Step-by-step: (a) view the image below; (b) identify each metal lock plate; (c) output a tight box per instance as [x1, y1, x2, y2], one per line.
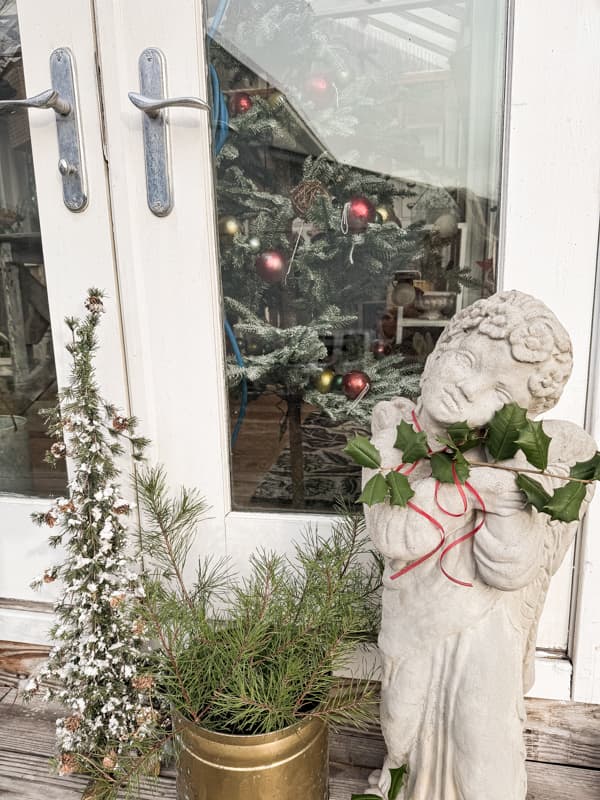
[50, 48, 87, 212]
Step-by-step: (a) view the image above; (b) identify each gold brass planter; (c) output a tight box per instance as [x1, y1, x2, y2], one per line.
[175, 715, 329, 800]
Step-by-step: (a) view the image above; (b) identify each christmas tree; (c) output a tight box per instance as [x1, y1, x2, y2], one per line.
[208, 0, 483, 507]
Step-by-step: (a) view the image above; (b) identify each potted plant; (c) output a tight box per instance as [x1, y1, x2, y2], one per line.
[88, 468, 382, 800]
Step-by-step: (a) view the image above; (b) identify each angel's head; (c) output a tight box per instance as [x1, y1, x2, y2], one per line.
[419, 290, 573, 427]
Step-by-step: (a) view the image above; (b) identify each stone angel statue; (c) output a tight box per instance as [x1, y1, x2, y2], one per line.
[363, 290, 596, 800]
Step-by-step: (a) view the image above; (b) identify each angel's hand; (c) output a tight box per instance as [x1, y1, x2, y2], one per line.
[467, 466, 527, 517]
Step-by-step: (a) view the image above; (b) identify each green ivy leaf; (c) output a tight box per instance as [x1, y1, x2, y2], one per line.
[385, 471, 415, 507]
[514, 419, 551, 470]
[516, 474, 551, 512]
[358, 474, 388, 506]
[542, 481, 587, 523]
[394, 419, 429, 463]
[487, 403, 528, 461]
[388, 766, 408, 800]
[344, 436, 382, 469]
[570, 452, 600, 481]
[351, 766, 408, 800]
[430, 451, 470, 484]
[446, 421, 482, 452]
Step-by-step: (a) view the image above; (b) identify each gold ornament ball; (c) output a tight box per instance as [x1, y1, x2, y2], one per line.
[376, 205, 391, 223]
[315, 368, 336, 394]
[433, 213, 459, 239]
[219, 216, 241, 236]
[268, 90, 286, 109]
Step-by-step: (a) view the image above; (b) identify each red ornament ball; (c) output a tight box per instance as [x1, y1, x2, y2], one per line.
[342, 370, 371, 400]
[305, 75, 335, 108]
[346, 196, 376, 233]
[255, 250, 287, 283]
[371, 340, 392, 359]
[230, 92, 253, 115]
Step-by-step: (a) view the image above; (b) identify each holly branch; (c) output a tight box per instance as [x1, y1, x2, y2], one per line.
[345, 403, 600, 524]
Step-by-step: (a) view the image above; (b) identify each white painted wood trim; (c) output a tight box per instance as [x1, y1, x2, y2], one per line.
[0, 1, 131, 616]
[572, 239, 600, 703]
[93, 0, 231, 575]
[499, 0, 600, 660]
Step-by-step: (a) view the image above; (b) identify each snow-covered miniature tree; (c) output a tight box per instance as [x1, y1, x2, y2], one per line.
[26, 290, 158, 780]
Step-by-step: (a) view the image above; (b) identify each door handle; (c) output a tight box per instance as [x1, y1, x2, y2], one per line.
[0, 88, 71, 116]
[129, 48, 210, 216]
[0, 49, 88, 212]
[128, 92, 209, 118]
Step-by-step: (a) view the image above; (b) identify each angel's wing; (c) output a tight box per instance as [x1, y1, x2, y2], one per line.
[518, 420, 596, 692]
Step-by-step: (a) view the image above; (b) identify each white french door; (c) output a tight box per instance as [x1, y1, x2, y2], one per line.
[3, 0, 600, 703]
[0, 0, 132, 641]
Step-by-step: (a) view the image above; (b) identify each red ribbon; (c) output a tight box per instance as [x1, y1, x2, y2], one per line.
[389, 412, 487, 587]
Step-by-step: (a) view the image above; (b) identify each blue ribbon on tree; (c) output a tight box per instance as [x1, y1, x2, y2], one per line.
[209, 0, 248, 447]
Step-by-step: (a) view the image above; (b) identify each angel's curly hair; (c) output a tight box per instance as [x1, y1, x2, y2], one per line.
[433, 290, 572, 415]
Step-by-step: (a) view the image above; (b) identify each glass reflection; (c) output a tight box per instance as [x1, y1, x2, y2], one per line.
[207, 0, 506, 512]
[0, 1, 67, 496]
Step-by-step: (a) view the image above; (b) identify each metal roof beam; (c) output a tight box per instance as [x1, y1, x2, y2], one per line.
[396, 9, 459, 36]
[313, 1, 464, 19]
[368, 16, 454, 56]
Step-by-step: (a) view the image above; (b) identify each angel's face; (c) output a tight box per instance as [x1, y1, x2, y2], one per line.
[419, 331, 534, 428]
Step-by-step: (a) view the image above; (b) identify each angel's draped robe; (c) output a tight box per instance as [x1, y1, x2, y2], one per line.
[364, 398, 595, 800]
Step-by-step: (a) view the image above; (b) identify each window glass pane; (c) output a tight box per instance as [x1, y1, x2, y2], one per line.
[208, 0, 506, 512]
[0, 1, 67, 497]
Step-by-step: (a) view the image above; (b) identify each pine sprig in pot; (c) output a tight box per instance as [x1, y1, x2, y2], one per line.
[84, 467, 382, 797]
[135, 465, 382, 736]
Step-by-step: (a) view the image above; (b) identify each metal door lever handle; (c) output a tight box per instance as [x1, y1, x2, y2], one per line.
[128, 92, 209, 117]
[0, 88, 71, 116]
[130, 47, 211, 216]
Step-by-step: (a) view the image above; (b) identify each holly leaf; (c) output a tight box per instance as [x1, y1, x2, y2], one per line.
[388, 766, 408, 800]
[516, 474, 551, 512]
[394, 420, 428, 463]
[570, 452, 600, 481]
[344, 436, 381, 469]
[351, 766, 408, 800]
[542, 481, 587, 523]
[514, 419, 551, 470]
[385, 471, 415, 507]
[446, 421, 481, 452]
[487, 403, 528, 461]
[358, 474, 388, 506]
[430, 451, 470, 484]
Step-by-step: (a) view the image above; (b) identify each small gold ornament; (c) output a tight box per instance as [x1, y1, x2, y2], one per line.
[218, 216, 241, 236]
[375, 205, 391, 223]
[315, 368, 336, 394]
[267, 90, 285, 109]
